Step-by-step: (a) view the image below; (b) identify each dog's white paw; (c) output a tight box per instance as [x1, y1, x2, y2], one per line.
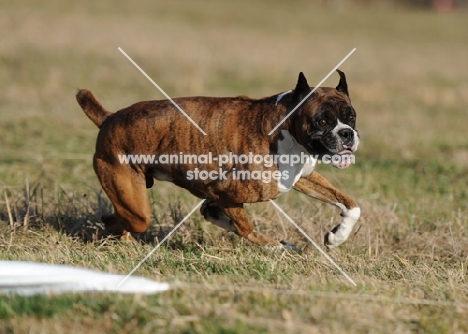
[324, 231, 342, 249]
[325, 206, 360, 249]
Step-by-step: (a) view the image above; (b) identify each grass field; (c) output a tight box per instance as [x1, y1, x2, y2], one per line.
[1, 0, 468, 332]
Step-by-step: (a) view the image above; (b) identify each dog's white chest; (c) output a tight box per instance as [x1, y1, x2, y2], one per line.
[276, 130, 316, 193]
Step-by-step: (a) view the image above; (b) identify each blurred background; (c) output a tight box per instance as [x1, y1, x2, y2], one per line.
[1, 2, 468, 331]
[0, 0, 467, 235]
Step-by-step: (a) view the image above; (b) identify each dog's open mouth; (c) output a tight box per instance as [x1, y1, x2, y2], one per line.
[332, 149, 354, 169]
[337, 149, 353, 155]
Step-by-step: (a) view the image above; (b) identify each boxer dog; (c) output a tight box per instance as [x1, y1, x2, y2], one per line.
[76, 70, 360, 250]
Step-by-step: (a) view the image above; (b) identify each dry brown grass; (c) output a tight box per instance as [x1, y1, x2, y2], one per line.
[1, 0, 468, 332]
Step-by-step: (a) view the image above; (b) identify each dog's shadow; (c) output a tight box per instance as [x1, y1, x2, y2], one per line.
[1, 185, 204, 248]
[69, 198, 205, 248]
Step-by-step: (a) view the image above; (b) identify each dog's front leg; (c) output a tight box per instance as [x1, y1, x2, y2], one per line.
[293, 171, 360, 249]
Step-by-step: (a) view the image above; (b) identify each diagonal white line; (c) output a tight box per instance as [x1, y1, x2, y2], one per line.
[117, 199, 206, 287]
[118, 47, 207, 136]
[268, 48, 356, 136]
[268, 199, 357, 287]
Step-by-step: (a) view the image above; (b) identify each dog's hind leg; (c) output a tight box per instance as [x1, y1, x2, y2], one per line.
[201, 201, 297, 251]
[94, 158, 151, 240]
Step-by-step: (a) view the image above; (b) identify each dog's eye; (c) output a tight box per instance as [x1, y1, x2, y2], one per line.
[349, 115, 356, 122]
[317, 119, 327, 127]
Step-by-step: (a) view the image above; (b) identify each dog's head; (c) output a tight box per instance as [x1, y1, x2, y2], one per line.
[290, 70, 359, 168]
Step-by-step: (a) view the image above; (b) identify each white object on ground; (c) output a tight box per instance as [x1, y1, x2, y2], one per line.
[0, 261, 170, 296]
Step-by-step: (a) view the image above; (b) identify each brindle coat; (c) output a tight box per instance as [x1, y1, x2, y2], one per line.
[76, 71, 360, 250]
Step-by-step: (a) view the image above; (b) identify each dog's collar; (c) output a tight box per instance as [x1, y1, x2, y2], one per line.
[275, 90, 292, 106]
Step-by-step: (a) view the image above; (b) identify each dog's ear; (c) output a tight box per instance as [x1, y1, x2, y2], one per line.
[336, 69, 349, 97]
[292, 72, 311, 104]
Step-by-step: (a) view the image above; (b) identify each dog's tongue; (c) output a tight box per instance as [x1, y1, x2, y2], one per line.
[332, 150, 353, 169]
[333, 159, 352, 169]
[337, 149, 353, 155]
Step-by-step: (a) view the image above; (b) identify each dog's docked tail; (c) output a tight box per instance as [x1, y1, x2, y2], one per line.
[76, 89, 112, 128]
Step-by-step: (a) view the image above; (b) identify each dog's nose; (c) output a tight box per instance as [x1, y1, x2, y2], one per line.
[338, 128, 354, 146]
